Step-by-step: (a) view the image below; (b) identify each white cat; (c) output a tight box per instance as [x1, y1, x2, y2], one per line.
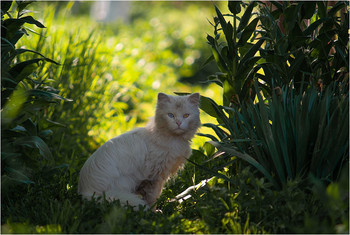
[78, 92, 201, 210]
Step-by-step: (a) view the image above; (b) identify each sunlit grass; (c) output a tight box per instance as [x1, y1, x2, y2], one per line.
[19, 2, 223, 152]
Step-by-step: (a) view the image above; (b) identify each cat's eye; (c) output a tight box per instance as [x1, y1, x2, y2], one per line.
[183, 113, 190, 118]
[167, 113, 175, 118]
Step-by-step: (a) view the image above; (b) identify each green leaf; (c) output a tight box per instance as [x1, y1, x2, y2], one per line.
[254, 81, 286, 184]
[13, 136, 53, 161]
[303, 17, 330, 36]
[1, 1, 13, 14]
[15, 48, 60, 65]
[28, 89, 73, 102]
[211, 46, 229, 73]
[327, 2, 346, 17]
[1, 152, 22, 160]
[22, 118, 37, 136]
[288, 53, 305, 80]
[301, 2, 316, 19]
[3, 167, 35, 184]
[237, 1, 257, 33]
[197, 133, 219, 142]
[201, 54, 214, 69]
[212, 142, 279, 189]
[215, 5, 227, 31]
[199, 95, 222, 121]
[202, 123, 228, 140]
[316, 2, 327, 18]
[44, 119, 67, 128]
[16, 15, 45, 28]
[206, 34, 216, 47]
[239, 38, 265, 66]
[1, 37, 15, 50]
[16, 1, 35, 16]
[186, 153, 234, 183]
[237, 17, 259, 47]
[2, 86, 28, 125]
[9, 58, 41, 83]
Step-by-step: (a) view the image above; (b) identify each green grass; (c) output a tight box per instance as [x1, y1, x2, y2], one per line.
[2, 155, 348, 233]
[2, 1, 349, 234]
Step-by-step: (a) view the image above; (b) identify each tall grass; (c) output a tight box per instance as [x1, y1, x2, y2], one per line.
[17, 2, 221, 168]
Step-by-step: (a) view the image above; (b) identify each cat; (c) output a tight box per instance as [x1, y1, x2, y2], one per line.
[78, 92, 201, 210]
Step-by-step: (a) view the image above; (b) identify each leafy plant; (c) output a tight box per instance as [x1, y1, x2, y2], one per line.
[199, 82, 348, 189]
[257, 1, 349, 92]
[205, 1, 348, 107]
[200, 0, 349, 188]
[206, 1, 264, 106]
[1, 1, 69, 191]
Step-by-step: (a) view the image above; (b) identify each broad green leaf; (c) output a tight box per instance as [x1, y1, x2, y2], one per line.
[13, 136, 53, 161]
[3, 167, 35, 184]
[199, 95, 222, 121]
[22, 118, 37, 136]
[12, 15, 45, 28]
[9, 58, 41, 83]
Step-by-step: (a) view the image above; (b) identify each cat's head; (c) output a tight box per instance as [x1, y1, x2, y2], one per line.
[154, 93, 201, 139]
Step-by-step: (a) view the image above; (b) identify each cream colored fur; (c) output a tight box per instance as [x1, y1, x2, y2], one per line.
[78, 93, 201, 209]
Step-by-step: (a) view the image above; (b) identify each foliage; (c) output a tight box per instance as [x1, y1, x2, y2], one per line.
[2, 153, 348, 233]
[258, 1, 349, 92]
[206, 1, 264, 106]
[200, 0, 349, 188]
[2, 1, 348, 234]
[1, 1, 69, 193]
[205, 1, 349, 106]
[199, 83, 349, 189]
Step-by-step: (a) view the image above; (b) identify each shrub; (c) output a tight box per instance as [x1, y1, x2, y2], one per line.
[205, 1, 264, 106]
[258, 1, 349, 92]
[199, 0, 349, 188]
[1, 0, 69, 193]
[199, 83, 348, 189]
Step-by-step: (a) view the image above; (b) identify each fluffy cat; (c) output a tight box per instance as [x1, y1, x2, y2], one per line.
[78, 92, 201, 210]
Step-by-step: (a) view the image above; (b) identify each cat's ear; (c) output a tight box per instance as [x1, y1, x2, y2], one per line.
[158, 93, 171, 103]
[188, 93, 200, 106]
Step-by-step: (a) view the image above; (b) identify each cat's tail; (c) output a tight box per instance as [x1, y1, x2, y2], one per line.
[80, 190, 149, 210]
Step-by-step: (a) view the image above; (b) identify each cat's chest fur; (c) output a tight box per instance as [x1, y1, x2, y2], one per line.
[139, 128, 192, 180]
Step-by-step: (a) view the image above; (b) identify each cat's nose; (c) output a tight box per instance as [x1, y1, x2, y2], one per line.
[176, 120, 182, 126]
